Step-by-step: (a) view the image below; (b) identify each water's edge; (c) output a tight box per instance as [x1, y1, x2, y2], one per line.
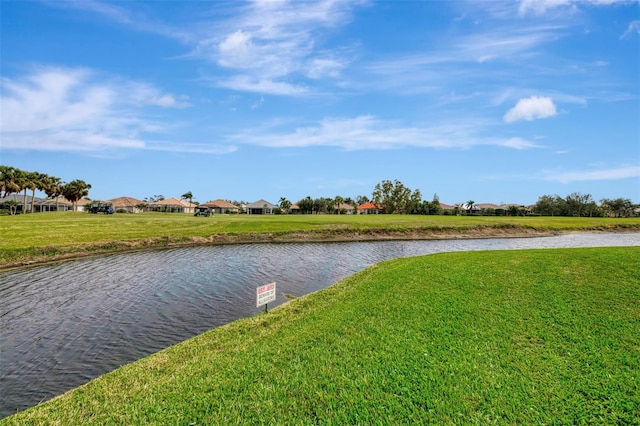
[1, 233, 639, 418]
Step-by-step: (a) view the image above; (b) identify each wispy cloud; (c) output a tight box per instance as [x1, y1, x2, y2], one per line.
[621, 20, 640, 39]
[42, 0, 192, 42]
[517, 0, 632, 16]
[229, 115, 542, 151]
[214, 76, 309, 96]
[191, 0, 364, 95]
[145, 142, 237, 155]
[504, 96, 557, 122]
[358, 19, 567, 100]
[544, 166, 640, 183]
[0, 67, 207, 153]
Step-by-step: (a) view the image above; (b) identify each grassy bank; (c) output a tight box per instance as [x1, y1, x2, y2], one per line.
[4, 247, 639, 424]
[1, 212, 639, 268]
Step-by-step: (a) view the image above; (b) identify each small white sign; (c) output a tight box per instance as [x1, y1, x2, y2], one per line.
[256, 282, 276, 307]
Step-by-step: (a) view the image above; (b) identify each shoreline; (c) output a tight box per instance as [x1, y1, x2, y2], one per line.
[2, 226, 630, 271]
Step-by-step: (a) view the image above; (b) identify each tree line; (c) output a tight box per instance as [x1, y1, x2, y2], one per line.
[1, 166, 637, 217]
[280, 180, 638, 217]
[532, 193, 637, 218]
[0, 166, 91, 214]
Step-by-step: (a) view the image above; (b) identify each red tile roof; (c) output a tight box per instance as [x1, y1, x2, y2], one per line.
[357, 202, 383, 210]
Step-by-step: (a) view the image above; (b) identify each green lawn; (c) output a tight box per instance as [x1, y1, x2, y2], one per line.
[4, 247, 639, 424]
[1, 212, 638, 267]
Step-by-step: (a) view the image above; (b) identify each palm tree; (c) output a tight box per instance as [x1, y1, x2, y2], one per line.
[466, 200, 475, 216]
[279, 197, 291, 214]
[29, 172, 47, 213]
[15, 169, 30, 213]
[334, 195, 344, 214]
[43, 175, 63, 211]
[145, 194, 164, 203]
[0, 165, 22, 198]
[181, 191, 194, 206]
[62, 179, 92, 211]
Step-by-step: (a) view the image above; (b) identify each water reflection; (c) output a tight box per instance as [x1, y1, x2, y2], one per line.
[1, 233, 639, 418]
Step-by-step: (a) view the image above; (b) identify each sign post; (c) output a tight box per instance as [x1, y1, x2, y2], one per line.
[256, 282, 276, 313]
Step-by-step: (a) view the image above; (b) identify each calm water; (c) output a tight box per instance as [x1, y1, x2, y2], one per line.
[1, 233, 639, 418]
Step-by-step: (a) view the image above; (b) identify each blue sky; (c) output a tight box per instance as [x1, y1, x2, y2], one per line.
[1, 0, 639, 206]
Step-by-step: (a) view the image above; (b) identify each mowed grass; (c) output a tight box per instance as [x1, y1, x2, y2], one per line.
[1, 212, 639, 266]
[4, 247, 639, 424]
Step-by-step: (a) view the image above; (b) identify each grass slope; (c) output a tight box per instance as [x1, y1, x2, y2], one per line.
[4, 247, 639, 424]
[1, 212, 639, 268]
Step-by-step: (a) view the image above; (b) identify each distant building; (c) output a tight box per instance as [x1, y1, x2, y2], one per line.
[197, 199, 240, 214]
[148, 197, 196, 214]
[245, 199, 278, 215]
[108, 197, 145, 213]
[357, 202, 384, 215]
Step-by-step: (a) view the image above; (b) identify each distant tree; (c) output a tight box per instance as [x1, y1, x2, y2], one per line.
[29, 172, 47, 213]
[601, 198, 634, 217]
[0, 166, 22, 198]
[372, 179, 411, 214]
[145, 195, 165, 202]
[334, 195, 344, 214]
[42, 175, 63, 212]
[355, 195, 370, 207]
[406, 189, 422, 214]
[533, 195, 558, 216]
[427, 193, 442, 215]
[565, 192, 592, 217]
[313, 197, 332, 214]
[298, 196, 314, 214]
[62, 180, 92, 211]
[181, 191, 194, 206]
[279, 197, 292, 214]
[4, 199, 20, 215]
[466, 200, 475, 216]
[19, 170, 32, 213]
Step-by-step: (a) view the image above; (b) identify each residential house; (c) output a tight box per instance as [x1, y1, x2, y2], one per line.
[289, 203, 301, 214]
[197, 199, 240, 214]
[357, 202, 384, 215]
[0, 194, 79, 212]
[438, 202, 456, 212]
[334, 202, 356, 214]
[148, 197, 196, 214]
[108, 197, 145, 213]
[40, 197, 74, 212]
[246, 199, 278, 215]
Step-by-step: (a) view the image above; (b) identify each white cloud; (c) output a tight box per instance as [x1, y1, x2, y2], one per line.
[191, 0, 361, 95]
[544, 166, 640, 183]
[217, 30, 257, 69]
[0, 67, 197, 152]
[500, 137, 542, 149]
[518, 0, 633, 16]
[127, 83, 191, 108]
[504, 96, 557, 122]
[145, 142, 238, 155]
[307, 57, 345, 79]
[518, 0, 571, 16]
[216, 76, 308, 96]
[230, 115, 542, 151]
[621, 20, 640, 39]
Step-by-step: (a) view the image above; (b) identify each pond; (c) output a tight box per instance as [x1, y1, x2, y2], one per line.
[1, 233, 639, 418]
